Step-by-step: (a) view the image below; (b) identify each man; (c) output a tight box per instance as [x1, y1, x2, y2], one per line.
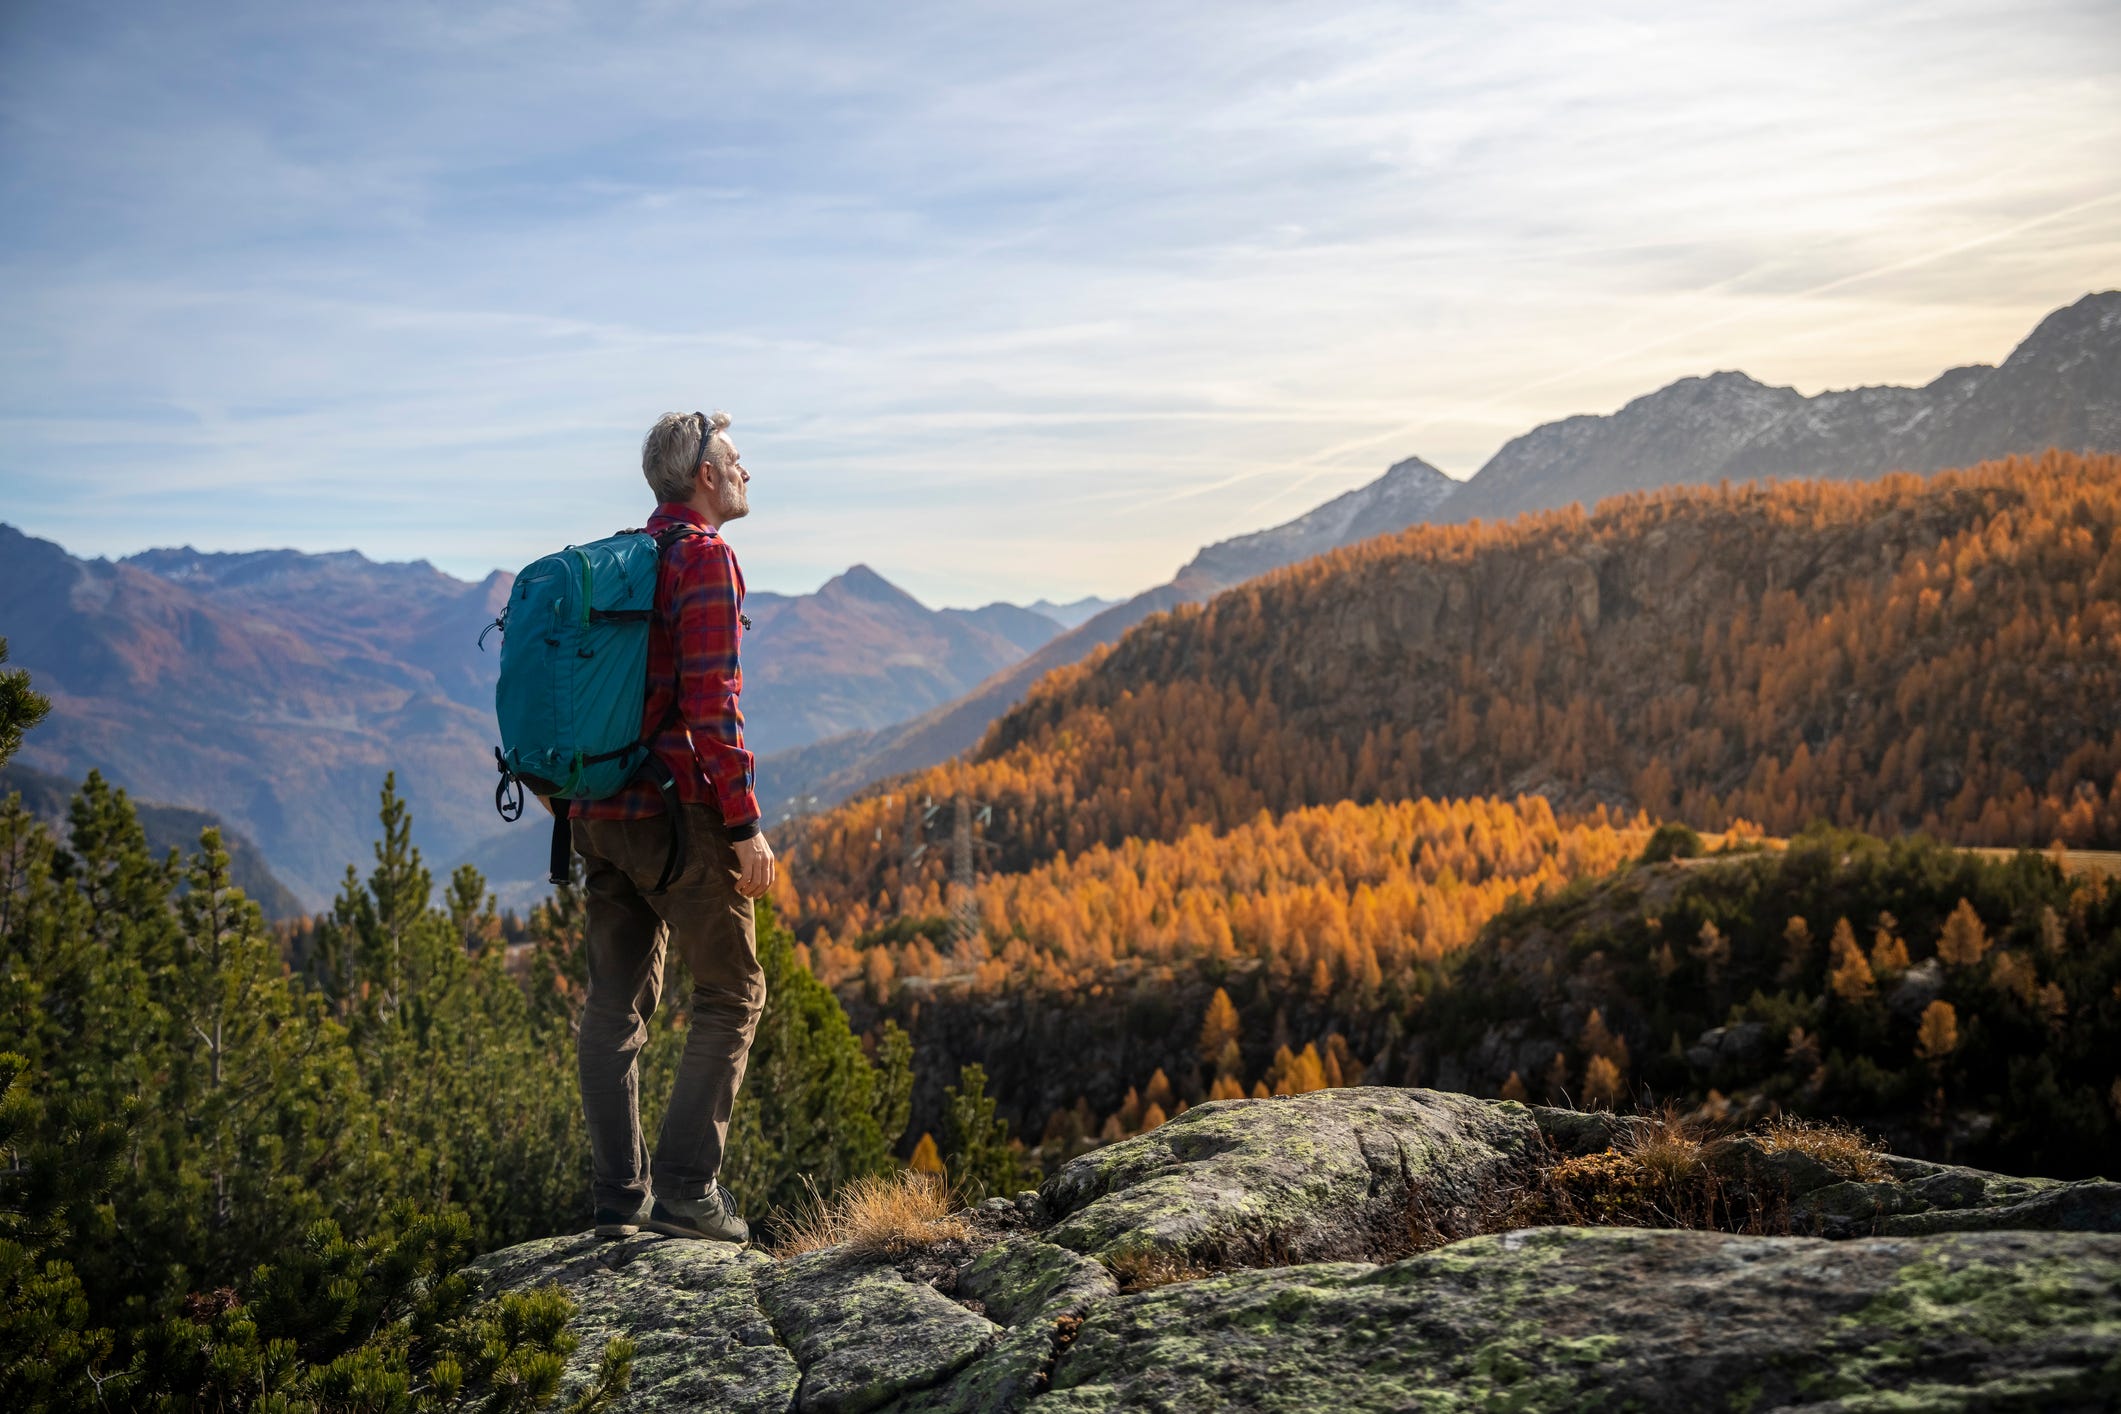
[568, 409, 777, 1243]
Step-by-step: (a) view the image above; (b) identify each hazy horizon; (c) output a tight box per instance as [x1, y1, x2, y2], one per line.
[4, 1, 2117, 605]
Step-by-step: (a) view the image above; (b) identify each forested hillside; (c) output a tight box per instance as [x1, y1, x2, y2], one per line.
[1421, 828, 2121, 1178]
[785, 450, 2121, 933]
[800, 793, 1643, 1152]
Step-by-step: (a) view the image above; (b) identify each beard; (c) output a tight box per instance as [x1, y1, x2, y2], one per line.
[717, 474, 750, 521]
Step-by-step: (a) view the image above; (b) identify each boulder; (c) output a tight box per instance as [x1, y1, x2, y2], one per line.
[1039, 1227, 2121, 1412]
[1038, 1087, 1541, 1263]
[1683, 1020, 1769, 1072]
[1887, 956, 1946, 1019]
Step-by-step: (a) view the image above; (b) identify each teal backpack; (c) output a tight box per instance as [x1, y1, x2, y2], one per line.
[485, 526, 699, 891]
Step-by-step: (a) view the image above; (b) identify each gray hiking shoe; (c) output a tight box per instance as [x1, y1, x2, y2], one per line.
[646, 1183, 750, 1243]
[595, 1198, 650, 1238]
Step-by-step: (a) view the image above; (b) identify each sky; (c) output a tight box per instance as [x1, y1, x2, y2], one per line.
[1, 1, 2117, 607]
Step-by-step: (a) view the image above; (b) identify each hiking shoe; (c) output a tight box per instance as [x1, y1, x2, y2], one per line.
[646, 1183, 750, 1243]
[595, 1199, 649, 1238]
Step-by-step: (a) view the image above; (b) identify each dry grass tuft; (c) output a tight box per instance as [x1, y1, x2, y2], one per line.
[1102, 1248, 1215, 1293]
[774, 1171, 972, 1258]
[1619, 1105, 1712, 1185]
[1754, 1116, 1888, 1182]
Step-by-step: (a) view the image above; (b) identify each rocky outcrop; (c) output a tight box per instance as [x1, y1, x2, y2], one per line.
[473, 1089, 2121, 1412]
[1039, 1087, 1538, 1264]
[468, 1236, 795, 1413]
[1042, 1227, 2121, 1412]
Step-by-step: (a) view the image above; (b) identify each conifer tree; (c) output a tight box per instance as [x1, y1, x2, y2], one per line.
[941, 1064, 1036, 1200]
[1582, 1055, 1624, 1107]
[1691, 921, 1730, 986]
[1936, 899, 1992, 968]
[1827, 918, 1876, 1001]
[1869, 916, 1911, 976]
[0, 640, 47, 772]
[1915, 1000, 1960, 1067]
[1198, 988, 1241, 1072]
[1778, 916, 1814, 986]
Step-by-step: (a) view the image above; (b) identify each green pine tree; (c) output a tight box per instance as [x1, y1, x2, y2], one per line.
[0, 639, 48, 771]
[941, 1063, 1038, 1201]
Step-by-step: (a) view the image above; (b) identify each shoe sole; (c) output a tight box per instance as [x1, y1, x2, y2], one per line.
[644, 1216, 747, 1243]
[594, 1222, 639, 1238]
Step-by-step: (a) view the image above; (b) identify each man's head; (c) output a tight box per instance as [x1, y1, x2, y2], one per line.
[643, 410, 750, 525]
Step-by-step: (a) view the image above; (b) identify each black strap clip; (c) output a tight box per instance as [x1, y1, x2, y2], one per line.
[493, 748, 525, 822]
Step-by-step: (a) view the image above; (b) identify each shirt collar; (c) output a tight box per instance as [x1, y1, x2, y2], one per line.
[648, 502, 718, 535]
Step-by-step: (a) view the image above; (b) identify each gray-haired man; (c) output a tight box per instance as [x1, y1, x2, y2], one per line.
[566, 410, 777, 1242]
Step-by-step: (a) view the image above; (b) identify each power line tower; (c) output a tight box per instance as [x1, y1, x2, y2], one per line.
[948, 795, 995, 948]
[896, 793, 994, 953]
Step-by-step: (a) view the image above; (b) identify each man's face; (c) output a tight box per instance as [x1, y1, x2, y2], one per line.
[704, 437, 750, 521]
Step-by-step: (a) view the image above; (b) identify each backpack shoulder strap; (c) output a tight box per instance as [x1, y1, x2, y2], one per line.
[652, 523, 710, 551]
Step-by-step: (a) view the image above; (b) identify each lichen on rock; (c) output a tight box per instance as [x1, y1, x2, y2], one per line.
[467, 1231, 795, 1414]
[1037, 1227, 2121, 1413]
[1038, 1087, 1541, 1264]
[756, 1249, 1002, 1414]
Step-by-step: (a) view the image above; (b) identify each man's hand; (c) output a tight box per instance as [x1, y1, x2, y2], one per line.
[733, 833, 776, 899]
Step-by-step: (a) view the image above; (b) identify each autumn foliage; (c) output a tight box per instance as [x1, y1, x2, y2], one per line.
[785, 451, 2121, 930]
[797, 794, 1647, 1010]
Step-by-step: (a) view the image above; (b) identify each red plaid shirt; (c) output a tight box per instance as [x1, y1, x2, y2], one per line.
[570, 504, 760, 837]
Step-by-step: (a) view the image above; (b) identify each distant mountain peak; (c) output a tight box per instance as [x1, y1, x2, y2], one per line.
[1024, 595, 1119, 630]
[2005, 289, 2121, 369]
[1378, 454, 1453, 486]
[1174, 451, 1461, 590]
[821, 563, 927, 612]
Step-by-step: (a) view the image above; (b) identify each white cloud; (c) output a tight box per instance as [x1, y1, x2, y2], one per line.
[0, 0, 2116, 604]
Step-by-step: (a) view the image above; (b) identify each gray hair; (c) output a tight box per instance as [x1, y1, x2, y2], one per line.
[642, 410, 732, 503]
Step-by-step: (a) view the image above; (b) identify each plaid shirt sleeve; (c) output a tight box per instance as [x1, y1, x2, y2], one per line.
[669, 534, 761, 834]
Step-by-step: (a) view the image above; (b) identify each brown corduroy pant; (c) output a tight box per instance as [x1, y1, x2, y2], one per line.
[573, 803, 764, 1213]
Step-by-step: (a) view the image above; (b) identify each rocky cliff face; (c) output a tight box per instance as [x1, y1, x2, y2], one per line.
[472, 1089, 2121, 1412]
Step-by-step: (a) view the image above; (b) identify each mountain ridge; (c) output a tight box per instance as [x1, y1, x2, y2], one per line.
[1438, 289, 2120, 522]
[0, 527, 1069, 907]
[756, 292, 2121, 817]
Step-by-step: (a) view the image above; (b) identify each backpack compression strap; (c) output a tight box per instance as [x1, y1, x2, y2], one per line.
[544, 717, 689, 893]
